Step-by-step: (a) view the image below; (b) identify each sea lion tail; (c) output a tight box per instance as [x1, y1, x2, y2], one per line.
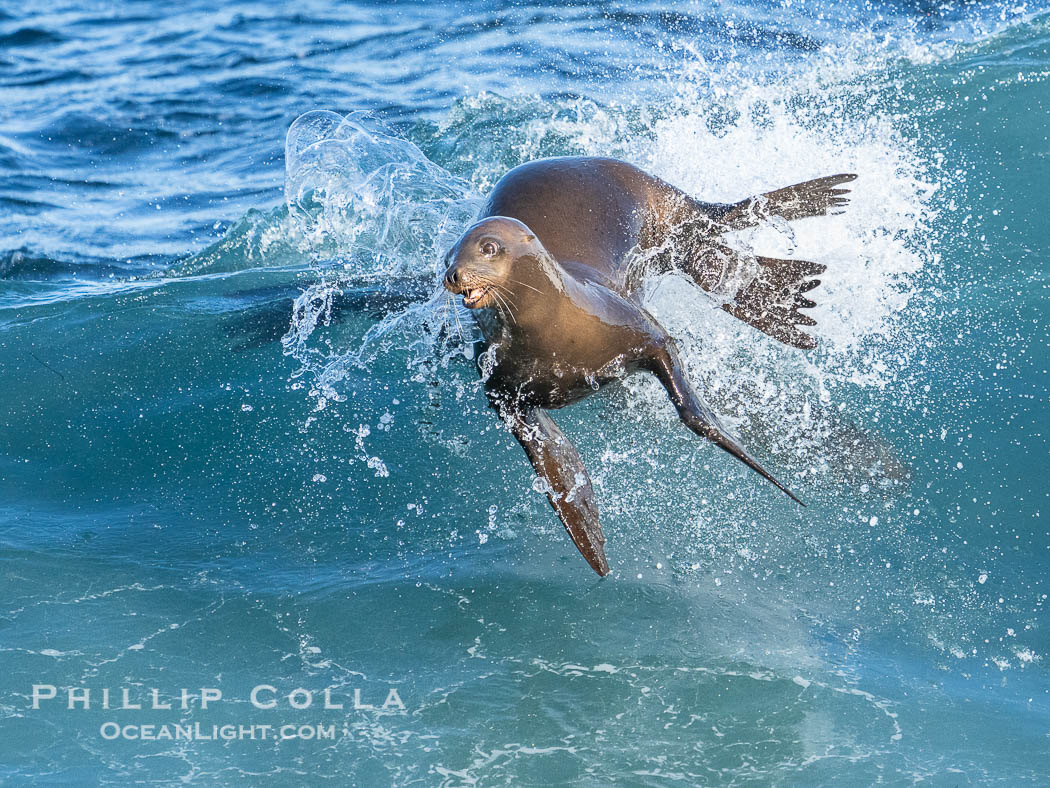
[721, 256, 826, 350]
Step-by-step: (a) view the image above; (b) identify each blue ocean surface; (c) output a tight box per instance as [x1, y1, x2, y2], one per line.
[1, 0, 1048, 784]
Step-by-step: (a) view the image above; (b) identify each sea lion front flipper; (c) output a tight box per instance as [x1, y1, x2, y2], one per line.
[647, 343, 804, 506]
[711, 173, 857, 230]
[502, 407, 610, 576]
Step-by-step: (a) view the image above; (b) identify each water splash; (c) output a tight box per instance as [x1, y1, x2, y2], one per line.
[280, 111, 483, 405]
[280, 47, 942, 496]
[284, 110, 480, 269]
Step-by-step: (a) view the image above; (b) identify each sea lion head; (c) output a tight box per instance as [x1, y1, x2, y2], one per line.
[442, 216, 551, 310]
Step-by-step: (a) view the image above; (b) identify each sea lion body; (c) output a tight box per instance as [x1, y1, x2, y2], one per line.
[443, 156, 856, 575]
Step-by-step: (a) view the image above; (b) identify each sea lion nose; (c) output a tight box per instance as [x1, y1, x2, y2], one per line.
[444, 265, 460, 291]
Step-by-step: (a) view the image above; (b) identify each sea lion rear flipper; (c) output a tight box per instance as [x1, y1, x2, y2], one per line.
[503, 407, 610, 576]
[721, 254, 826, 350]
[678, 242, 825, 350]
[711, 173, 857, 231]
[647, 344, 804, 506]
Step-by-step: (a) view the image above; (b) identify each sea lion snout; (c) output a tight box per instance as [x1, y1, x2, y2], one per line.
[443, 253, 502, 309]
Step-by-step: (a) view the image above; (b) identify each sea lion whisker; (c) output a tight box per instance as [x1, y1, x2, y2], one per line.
[490, 287, 517, 321]
[506, 277, 543, 295]
[492, 282, 520, 308]
[490, 292, 508, 320]
[491, 288, 517, 325]
[485, 280, 514, 319]
[482, 282, 508, 317]
[450, 291, 468, 342]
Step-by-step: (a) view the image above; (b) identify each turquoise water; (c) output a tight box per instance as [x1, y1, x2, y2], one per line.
[2, 1, 1049, 784]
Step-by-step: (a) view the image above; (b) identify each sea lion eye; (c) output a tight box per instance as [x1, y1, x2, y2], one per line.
[480, 241, 500, 257]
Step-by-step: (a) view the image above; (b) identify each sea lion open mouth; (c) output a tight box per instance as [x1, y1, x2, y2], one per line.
[462, 285, 493, 308]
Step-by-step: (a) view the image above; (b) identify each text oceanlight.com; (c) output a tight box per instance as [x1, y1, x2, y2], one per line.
[100, 722, 340, 741]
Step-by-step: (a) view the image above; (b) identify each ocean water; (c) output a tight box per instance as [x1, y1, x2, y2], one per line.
[1, 0, 1049, 784]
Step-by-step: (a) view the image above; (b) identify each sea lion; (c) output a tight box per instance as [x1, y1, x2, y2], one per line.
[442, 156, 855, 576]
